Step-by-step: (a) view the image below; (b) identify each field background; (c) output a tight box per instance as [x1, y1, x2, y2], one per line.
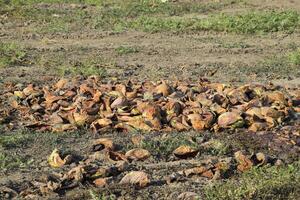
[0, 0, 299, 199]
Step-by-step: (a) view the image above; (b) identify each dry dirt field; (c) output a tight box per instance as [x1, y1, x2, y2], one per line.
[0, 0, 299, 199]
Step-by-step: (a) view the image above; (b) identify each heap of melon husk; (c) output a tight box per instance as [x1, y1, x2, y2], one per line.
[3, 76, 299, 133]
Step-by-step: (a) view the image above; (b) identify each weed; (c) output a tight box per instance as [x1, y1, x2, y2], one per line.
[129, 10, 300, 33]
[38, 19, 70, 34]
[219, 42, 251, 49]
[141, 134, 198, 158]
[0, 129, 74, 149]
[0, 42, 27, 68]
[204, 139, 232, 156]
[0, 152, 31, 170]
[58, 60, 107, 77]
[194, 11, 300, 34]
[288, 49, 300, 65]
[203, 161, 300, 200]
[0, 0, 105, 7]
[116, 46, 139, 55]
[245, 57, 288, 75]
[0, 133, 33, 149]
[130, 16, 188, 32]
[89, 189, 116, 200]
[93, 6, 124, 30]
[34, 129, 87, 149]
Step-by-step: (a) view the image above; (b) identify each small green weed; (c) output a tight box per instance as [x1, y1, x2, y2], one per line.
[89, 189, 116, 200]
[58, 61, 107, 77]
[0, 152, 31, 170]
[219, 42, 251, 49]
[38, 19, 70, 34]
[0, 42, 27, 68]
[288, 48, 300, 65]
[130, 16, 188, 32]
[116, 46, 139, 55]
[203, 139, 231, 156]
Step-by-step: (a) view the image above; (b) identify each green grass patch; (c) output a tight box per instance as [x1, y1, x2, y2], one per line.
[1, 5, 83, 34]
[203, 139, 232, 156]
[116, 45, 139, 55]
[254, 55, 299, 77]
[0, 0, 241, 34]
[0, 0, 101, 7]
[2, 1, 298, 34]
[129, 16, 189, 32]
[37, 53, 110, 78]
[91, 0, 243, 31]
[129, 11, 300, 33]
[37, 18, 70, 34]
[0, 152, 31, 170]
[0, 133, 33, 149]
[203, 161, 300, 200]
[0, 42, 27, 68]
[1, 0, 237, 15]
[257, 56, 294, 74]
[194, 11, 300, 34]
[230, 52, 300, 80]
[288, 48, 300, 65]
[0, 128, 88, 171]
[57, 60, 107, 77]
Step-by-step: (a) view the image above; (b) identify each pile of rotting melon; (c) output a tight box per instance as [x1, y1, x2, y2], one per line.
[0, 76, 299, 198]
[1, 76, 299, 133]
